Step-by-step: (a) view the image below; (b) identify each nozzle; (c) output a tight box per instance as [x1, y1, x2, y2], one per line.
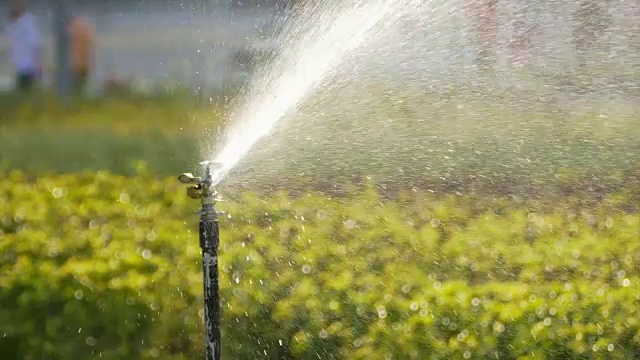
[178, 161, 222, 200]
[178, 173, 199, 185]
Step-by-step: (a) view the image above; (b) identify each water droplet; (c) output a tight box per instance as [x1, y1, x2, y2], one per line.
[319, 330, 328, 339]
[52, 187, 66, 199]
[622, 278, 630, 287]
[543, 317, 551, 326]
[607, 344, 614, 352]
[89, 220, 99, 230]
[119, 193, 130, 204]
[74, 290, 84, 300]
[301, 264, 312, 274]
[377, 308, 387, 319]
[344, 219, 357, 229]
[564, 283, 573, 291]
[410, 302, 419, 311]
[471, 297, 480, 306]
[463, 351, 471, 359]
[86, 336, 97, 346]
[605, 218, 614, 228]
[142, 249, 152, 259]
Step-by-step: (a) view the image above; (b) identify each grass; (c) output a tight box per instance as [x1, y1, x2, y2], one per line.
[0, 91, 222, 176]
[0, 91, 219, 134]
[219, 86, 639, 197]
[0, 88, 638, 194]
[0, 128, 197, 175]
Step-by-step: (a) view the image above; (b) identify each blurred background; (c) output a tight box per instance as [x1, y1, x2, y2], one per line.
[0, 0, 637, 98]
[0, 0, 284, 96]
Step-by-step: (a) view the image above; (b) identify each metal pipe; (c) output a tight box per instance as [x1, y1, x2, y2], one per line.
[179, 161, 222, 360]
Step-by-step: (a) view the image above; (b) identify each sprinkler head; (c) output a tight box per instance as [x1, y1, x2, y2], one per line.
[178, 161, 222, 200]
[178, 172, 199, 185]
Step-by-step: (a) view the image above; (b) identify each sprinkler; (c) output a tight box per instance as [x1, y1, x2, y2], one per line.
[178, 161, 223, 360]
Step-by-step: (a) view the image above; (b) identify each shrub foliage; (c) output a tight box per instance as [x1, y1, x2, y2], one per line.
[1, 171, 639, 359]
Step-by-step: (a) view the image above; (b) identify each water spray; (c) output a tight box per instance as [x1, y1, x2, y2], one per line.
[178, 161, 222, 360]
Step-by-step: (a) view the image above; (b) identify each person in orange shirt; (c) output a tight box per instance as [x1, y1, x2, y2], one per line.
[69, 14, 94, 94]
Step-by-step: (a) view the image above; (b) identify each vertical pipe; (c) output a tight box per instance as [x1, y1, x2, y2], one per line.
[199, 195, 221, 360]
[179, 162, 221, 360]
[53, 0, 71, 99]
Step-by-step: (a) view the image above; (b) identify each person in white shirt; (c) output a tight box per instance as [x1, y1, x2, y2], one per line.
[6, 0, 43, 91]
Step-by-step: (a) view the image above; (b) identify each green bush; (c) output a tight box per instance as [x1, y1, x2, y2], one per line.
[1, 171, 639, 359]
